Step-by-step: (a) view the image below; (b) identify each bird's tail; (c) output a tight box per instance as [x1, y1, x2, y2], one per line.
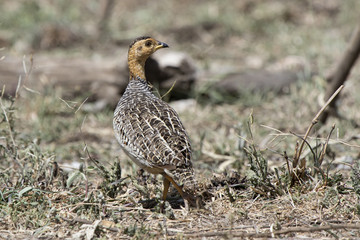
[172, 165, 197, 195]
[169, 165, 204, 208]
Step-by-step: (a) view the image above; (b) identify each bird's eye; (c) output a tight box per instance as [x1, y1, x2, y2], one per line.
[145, 41, 152, 47]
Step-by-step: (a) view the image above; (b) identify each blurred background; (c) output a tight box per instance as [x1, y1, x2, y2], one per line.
[1, 0, 360, 176]
[1, 0, 359, 98]
[1, 0, 360, 171]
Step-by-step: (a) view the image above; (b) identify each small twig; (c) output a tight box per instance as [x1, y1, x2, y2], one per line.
[79, 115, 110, 178]
[294, 85, 344, 163]
[293, 141, 299, 167]
[314, 166, 326, 183]
[1, 85, 5, 98]
[75, 96, 89, 114]
[286, 187, 296, 208]
[80, 114, 87, 132]
[58, 97, 75, 109]
[291, 131, 317, 165]
[274, 168, 284, 193]
[22, 85, 41, 95]
[161, 80, 177, 99]
[261, 124, 360, 148]
[17, 54, 35, 98]
[0, 99, 16, 147]
[318, 123, 336, 167]
[283, 151, 291, 175]
[15, 75, 22, 98]
[23, 54, 33, 82]
[83, 142, 109, 179]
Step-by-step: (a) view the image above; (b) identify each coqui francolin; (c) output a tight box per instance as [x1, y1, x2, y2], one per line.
[113, 36, 199, 209]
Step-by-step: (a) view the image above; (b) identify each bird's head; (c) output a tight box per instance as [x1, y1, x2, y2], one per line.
[128, 36, 169, 70]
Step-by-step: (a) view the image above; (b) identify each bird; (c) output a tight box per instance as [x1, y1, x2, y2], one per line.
[113, 36, 198, 209]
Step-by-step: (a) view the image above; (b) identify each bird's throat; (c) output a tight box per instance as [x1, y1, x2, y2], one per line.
[128, 58, 146, 80]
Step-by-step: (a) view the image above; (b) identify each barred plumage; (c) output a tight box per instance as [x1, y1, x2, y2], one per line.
[113, 37, 197, 208]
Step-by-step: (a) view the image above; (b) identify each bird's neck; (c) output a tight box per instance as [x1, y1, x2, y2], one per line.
[128, 58, 146, 80]
[127, 56, 153, 91]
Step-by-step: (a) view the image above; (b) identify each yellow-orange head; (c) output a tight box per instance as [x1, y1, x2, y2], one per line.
[128, 36, 169, 80]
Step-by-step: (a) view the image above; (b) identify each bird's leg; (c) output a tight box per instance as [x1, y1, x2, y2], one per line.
[162, 177, 170, 201]
[164, 175, 185, 198]
[163, 175, 191, 211]
[161, 177, 170, 212]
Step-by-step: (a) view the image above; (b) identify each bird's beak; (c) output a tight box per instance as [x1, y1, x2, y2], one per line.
[155, 41, 169, 50]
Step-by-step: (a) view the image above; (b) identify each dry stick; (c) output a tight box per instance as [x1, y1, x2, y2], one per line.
[0, 98, 24, 170]
[75, 96, 89, 114]
[294, 85, 344, 164]
[320, 25, 360, 123]
[284, 151, 291, 175]
[83, 141, 110, 179]
[18, 54, 34, 98]
[1, 55, 34, 148]
[0, 99, 16, 147]
[180, 223, 360, 238]
[315, 123, 336, 185]
[79, 114, 110, 179]
[161, 80, 177, 99]
[291, 131, 317, 164]
[293, 141, 299, 167]
[318, 123, 336, 167]
[97, 0, 115, 40]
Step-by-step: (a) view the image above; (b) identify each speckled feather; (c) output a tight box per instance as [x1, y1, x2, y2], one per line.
[113, 76, 196, 193]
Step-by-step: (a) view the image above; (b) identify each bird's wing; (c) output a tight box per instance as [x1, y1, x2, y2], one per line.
[120, 96, 192, 169]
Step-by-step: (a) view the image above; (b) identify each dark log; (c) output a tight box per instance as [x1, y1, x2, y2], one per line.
[0, 50, 196, 107]
[202, 69, 306, 104]
[0, 54, 126, 106]
[216, 70, 300, 94]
